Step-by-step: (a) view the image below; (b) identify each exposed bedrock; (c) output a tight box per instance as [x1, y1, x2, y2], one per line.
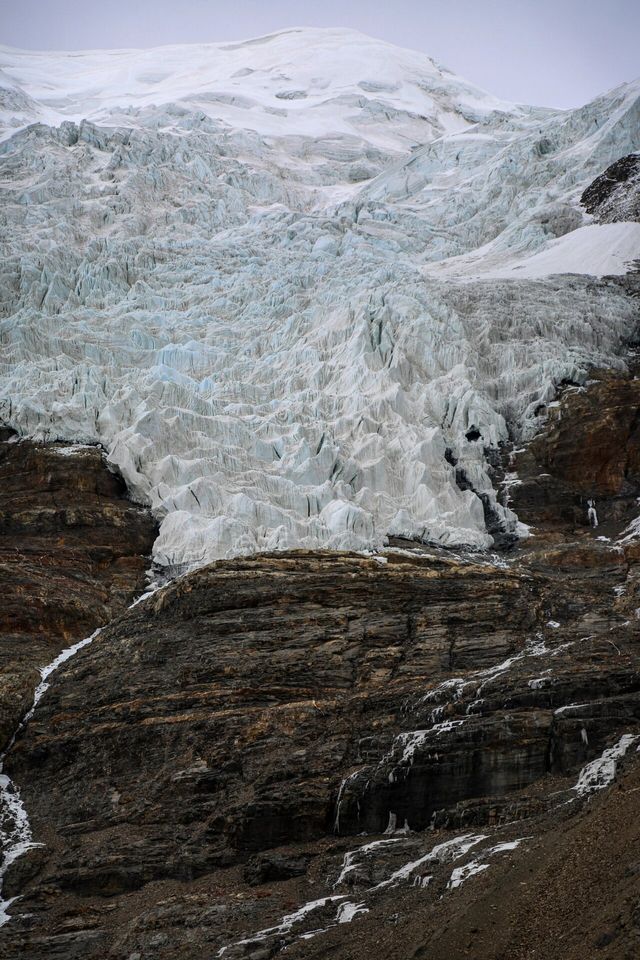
[0, 433, 157, 748]
[2, 541, 640, 957]
[581, 152, 640, 223]
[5, 553, 539, 867]
[507, 357, 640, 534]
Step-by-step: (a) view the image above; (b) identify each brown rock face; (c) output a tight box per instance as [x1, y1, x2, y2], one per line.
[2, 538, 640, 959]
[507, 366, 640, 534]
[0, 435, 157, 748]
[2, 364, 640, 960]
[5, 551, 537, 868]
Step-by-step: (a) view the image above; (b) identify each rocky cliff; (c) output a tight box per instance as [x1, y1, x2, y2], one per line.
[581, 153, 640, 224]
[0, 435, 157, 749]
[1, 353, 640, 959]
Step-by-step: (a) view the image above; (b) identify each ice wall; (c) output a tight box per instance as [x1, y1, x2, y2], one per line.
[0, 30, 639, 568]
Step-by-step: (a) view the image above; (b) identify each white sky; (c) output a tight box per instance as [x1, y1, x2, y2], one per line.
[1, 0, 638, 108]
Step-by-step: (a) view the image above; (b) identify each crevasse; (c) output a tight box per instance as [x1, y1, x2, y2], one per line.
[0, 29, 639, 569]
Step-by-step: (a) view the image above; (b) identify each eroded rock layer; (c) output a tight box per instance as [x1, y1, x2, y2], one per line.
[0, 435, 157, 748]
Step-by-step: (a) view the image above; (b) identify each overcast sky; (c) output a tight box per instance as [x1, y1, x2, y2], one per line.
[1, 0, 638, 108]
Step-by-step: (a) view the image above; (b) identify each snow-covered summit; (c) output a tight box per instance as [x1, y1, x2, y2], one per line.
[0, 31, 639, 568]
[0, 28, 524, 145]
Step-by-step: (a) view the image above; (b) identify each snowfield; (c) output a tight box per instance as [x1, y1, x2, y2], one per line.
[0, 29, 639, 568]
[487, 222, 640, 279]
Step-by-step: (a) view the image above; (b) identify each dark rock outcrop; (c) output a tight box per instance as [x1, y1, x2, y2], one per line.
[5, 552, 538, 876]
[507, 365, 640, 535]
[0, 435, 157, 748]
[581, 153, 640, 223]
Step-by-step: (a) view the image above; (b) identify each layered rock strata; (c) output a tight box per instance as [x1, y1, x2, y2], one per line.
[0, 434, 157, 748]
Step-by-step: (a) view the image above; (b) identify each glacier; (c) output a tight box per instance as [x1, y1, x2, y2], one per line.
[0, 28, 639, 568]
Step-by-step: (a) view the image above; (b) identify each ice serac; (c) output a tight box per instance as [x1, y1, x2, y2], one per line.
[0, 29, 639, 568]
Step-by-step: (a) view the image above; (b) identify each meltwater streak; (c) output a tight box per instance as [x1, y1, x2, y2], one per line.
[0, 629, 101, 924]
[0, 581, 160, 926]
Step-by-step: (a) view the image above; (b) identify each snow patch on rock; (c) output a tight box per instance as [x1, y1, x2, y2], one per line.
[572, 733, 638, 797]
